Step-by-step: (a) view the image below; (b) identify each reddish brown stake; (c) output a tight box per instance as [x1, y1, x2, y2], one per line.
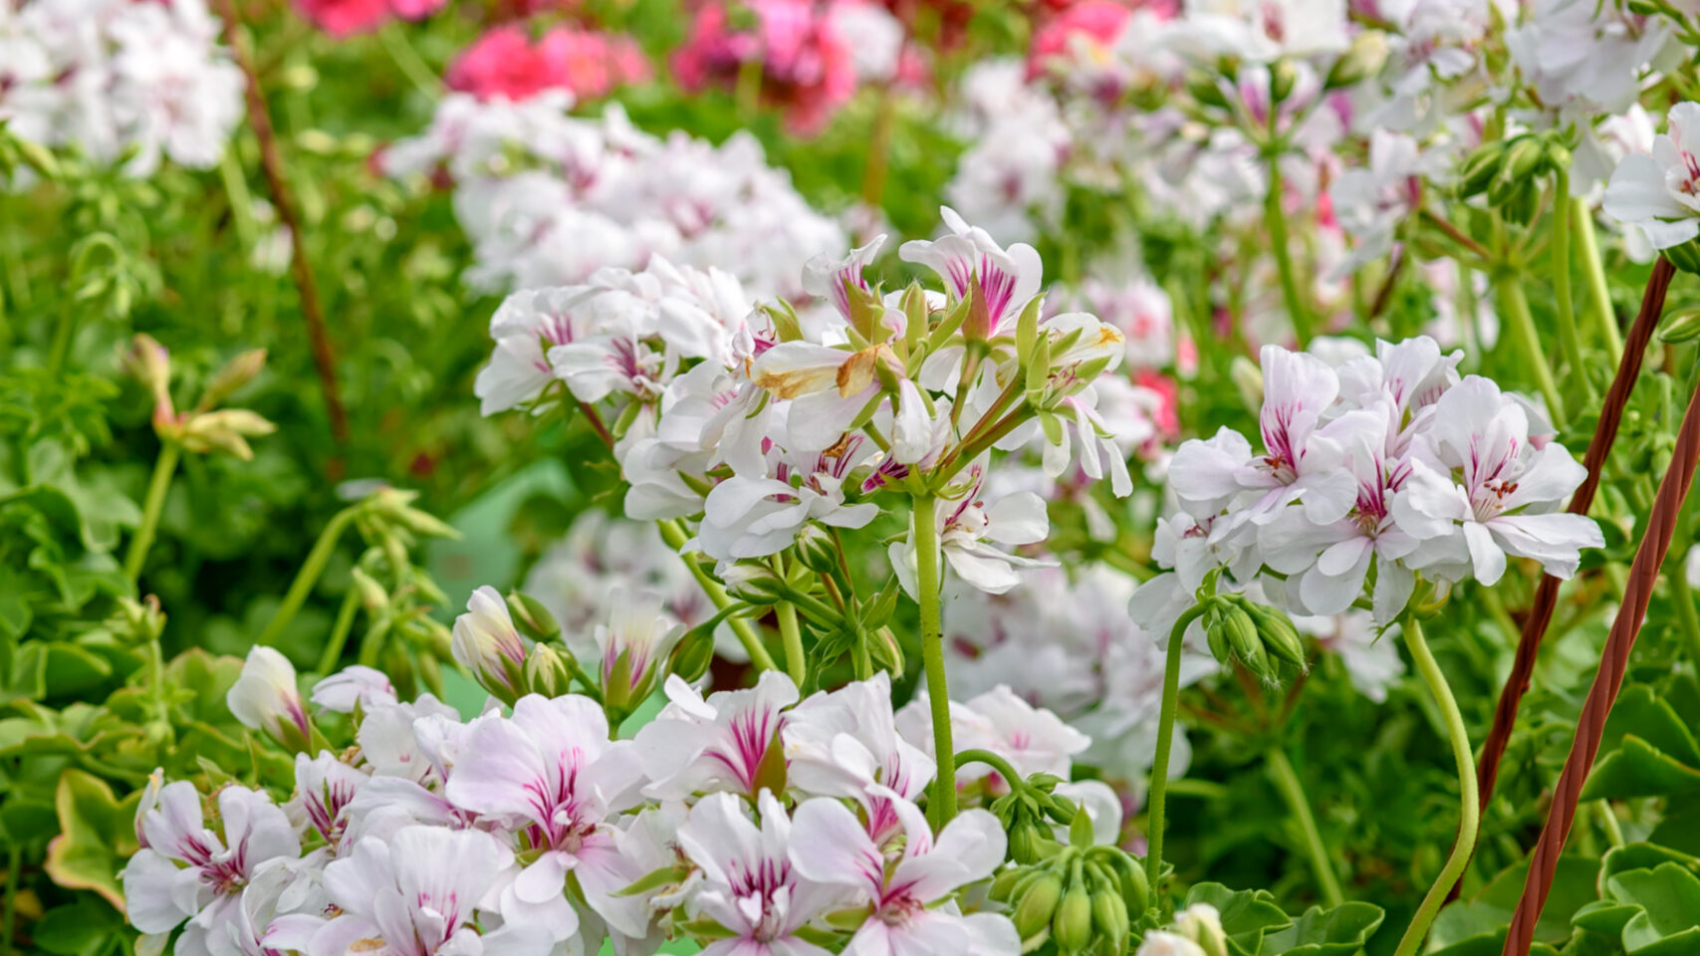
[212, 0, 350, 447]
[1473, 256, 1676, 814]
[1502, 279, 1700, 956]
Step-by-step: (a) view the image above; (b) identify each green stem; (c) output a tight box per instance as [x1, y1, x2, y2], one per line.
[1147, 603, 1207, 892]
[1595, 799, 1625, 849]
[1550, 169, 1593, 405]
[124, 441, 181, 581]
[776, 600, 806, 688]
[355, 620, 390, 668]
[955, 748, 1029, 791]
[1496, 274, 1567, 431]
[1572, 198, 1623, 364]
[2, 844, 18, 956]
[1265, 158, 1313, 347]
[1670, 551, 1700, 667]
[657, 519, 778, 672]
[316, 586, 362, 675]
[379, 23, 443, 100]
[914, 494, 956, 827]
[257, 504, 359, 647]
[219, 148, 258, 253]
[45, 300, 78, 376]
[1267, 747, 1345, 907]
[1392, 616, 1480, 956]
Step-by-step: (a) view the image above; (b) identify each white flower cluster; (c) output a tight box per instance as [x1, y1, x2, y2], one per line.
[124, 642, 1123, 956]
[380, 92, 845, 298]
[0, 0, 243, 178]
[477, 207, 1134, 595]
[1135, 336, 1604, 638]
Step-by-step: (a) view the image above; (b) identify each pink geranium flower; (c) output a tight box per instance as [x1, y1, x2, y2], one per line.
[447, 25, 651, 102]
[291, 0, 445, 38]
[671, 0, 857, 134]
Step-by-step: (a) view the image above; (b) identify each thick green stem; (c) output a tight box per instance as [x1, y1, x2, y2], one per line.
[1267, 747, 1345, 907]
[657, 519, 778, 672]
[124, 441, 181, 581]
[1265, 159, 1313, 347]
[776, 599, 806, 688]
[914, 494, 956, 827]
[1573, 198, 1623, 364]
[1496, 275, 1567, 431]
[315, 586, 363, 675]
[1393, 617, 1480, 956]
[1550, 170, 1593, 405]
[1147, 604, 1207, 892]
[258, 505, 359, 646]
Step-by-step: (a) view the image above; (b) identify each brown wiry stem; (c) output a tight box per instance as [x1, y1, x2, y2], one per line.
[1502, 284, 1700, 956]
[213, 0, 349, 447]
[1453, 256, 1676, 904]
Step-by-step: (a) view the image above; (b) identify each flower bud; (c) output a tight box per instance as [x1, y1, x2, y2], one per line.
[1014, 871, 1064, 939]
[1248, 603, 1307, 668]
[1324, 31, 1387, 89]
[506, 590, 561, 642]
[723, 562, 787, 605]
[1092, 883, 1131, 955]
[523, 642, 576, 699]
[596, 591, 681, 718]
[1269, 60, 1298, 103]
[1053, 874, 1093, 953]
[1664, 241, 1700, 278]
[1222, 605, 1274, 680]
[989, 866, 1029, 903]
[1501, 136, 1546, 182]
[963, 274, 994, 344]
[1138, 930, 1209, 956]
[795, 524, 840, 575]
[1658, 306, 1700, 344]
[1175, 903, 1229, 956]
[1118, 855, 1149, 918]
[177, 409, 277, 461]
[1010, 819, 1048, 865]
[1455, 141, 1507, 199]
[106, 595, 167, 647]
[226, 646, 312, 752]
[451, 585, 530, 706]
[120, 334, 174, 419]
[668, 622, 717, 684]
[351, 567, 389, 612]
[198, 349, 267, 411]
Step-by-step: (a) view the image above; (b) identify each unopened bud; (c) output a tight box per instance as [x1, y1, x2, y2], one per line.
[1176, 904, 1229, 956]
[1269, 60, 1298, 103]
[523, 643, 576, 699]
[451, 585, 530, 706]
[1456, 141, 1507, 199]
[1229, 356, 1263, 413]
[506, 591, 561, 642]
[1014, 872, 1064, 939]
[107, 595, 167, 647]
[120, 334, 173, 415]
[1658, 307, 1700, 344]
[723, 562, 787, 605]
[1222, 605, 1273, 680]
[226, 646, 312, 753]
[1053, 876, 1093, 953]
[1664, 241, 1700, 278]
[595, 591, 680, 718]
[178, 409, 276, 461]
[1324, 31, 1387, 90]
[1091, 883, 1131, 954]
[199, 349, 266, 411]
[795, 524, 839, 575]
[350, 567, 389, 612]
[668, 622, 717, 684]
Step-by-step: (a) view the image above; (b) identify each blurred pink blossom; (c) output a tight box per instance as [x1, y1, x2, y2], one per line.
[447, 25, 650, 102]
[291, 0, 444, 38]
[671, 0, 857, 134]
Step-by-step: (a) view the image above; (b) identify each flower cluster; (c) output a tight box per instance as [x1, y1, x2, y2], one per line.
[1138, 336, 1604, 641]
[380, 93, 845, 297]
[123, 633, 1146, 956]
[445, 25, 651, 103]
[0, 0, 243, 178]
[288, 0, 445, 39]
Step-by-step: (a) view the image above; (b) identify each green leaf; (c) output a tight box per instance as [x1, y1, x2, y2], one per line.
[1609, 864, 1700, 954]
[42, 641, 113, 698]
[1603, 845, 1700, 885]
[42, 768, 141, 913]
[1584, 737, 1700, 802]
[1184, 884, 1293, 956]
[1258, 902, 1385, 956]
[32, 900, 124, 956]
[1600, 686, 1700, 767]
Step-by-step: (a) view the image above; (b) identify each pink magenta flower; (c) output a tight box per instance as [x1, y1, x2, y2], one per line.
[1026, 0, 1134, 78]
[290, 0, 445, 39]
[447, 25, 651, 102]
[671, 0, 857, 134]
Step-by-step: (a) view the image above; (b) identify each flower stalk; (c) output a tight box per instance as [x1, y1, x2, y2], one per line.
[1267, 747, 1345, 907]
[1147, 602, 1207, 892]
[1392, 615, 1479, 956]
[914, 493, 956, 828]
[124, 439, 181, 581]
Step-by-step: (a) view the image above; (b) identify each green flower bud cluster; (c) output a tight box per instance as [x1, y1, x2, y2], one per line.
[985, 771, 1147, 955]
[1455, 132, 1573, 226]
[1200, 592, 1307, 684]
